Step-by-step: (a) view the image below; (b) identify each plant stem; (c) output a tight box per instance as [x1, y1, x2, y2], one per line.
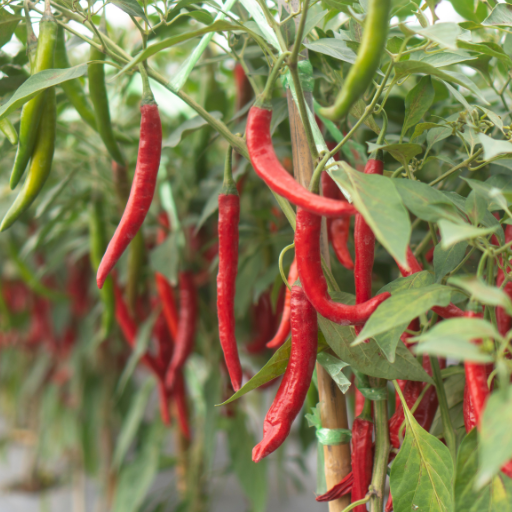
[368, 378, 389, 512]
[429, 148, 484, 187]
[341, 497, 370, 512]
[429, 356, 457, 462]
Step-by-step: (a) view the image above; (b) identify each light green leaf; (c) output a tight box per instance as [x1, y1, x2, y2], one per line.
[331, 163, 410, 268]
[458, 40, 512, 66]
[419, 50, 476, 67]
[483, 3, 512, 26]
[390, 386, 455, 512]
[438, 219, 498, 248]
[448, 276, 512, 314]
[316, 352, 351, 394]
[478, 133, 512, 161]
[109, 0, 150, 23]
[413, 22, 462, 50]
[414, 336, 494, 363]
[0, 8, 21, 48]
[354, 285, 452, 348]
[165, 112, 223, 147]
[477, 385, 512, 487]
[411, 122, 443, 141]
[434, 241, 468, 282]
[367, 142, 423, 167]
[303, 39, 357, 63]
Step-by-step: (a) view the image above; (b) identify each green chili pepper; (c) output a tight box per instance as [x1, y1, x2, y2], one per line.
[318, 0, 391, 122]
[1, 87, 56, 231]
[89, 196, 115, 337]
[10, 9, 57, 190]
[88, 29, 125, 165]
[0, 118, 18, 145]
[55, 25, 97, 130]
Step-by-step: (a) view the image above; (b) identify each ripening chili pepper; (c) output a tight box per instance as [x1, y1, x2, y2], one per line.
[316, 471, 354, 502]
[318, 0, 391, 121]
[89, 196, 115, 337]
[252, 286, 317, 462]
[267, 259, 298, 349]
[1, 87, 56, 231]
[96, 79, 162, 288]
[295, 208, 390, 325]
[246, 107, 357, 218]
[174, 370, 191, 440]
[463, 310, 489, 428]
[216, 146, 243, 389]
[88, 24, 125, 165]
[54, 25, 97, 131]
[351, 398, 374, 512]
[0, 118, 18, 145]
[354, 154, 384, 315]
[165, 272, 197, 390]
[10, 7, 57, 189]
[396, 247, 464, 319]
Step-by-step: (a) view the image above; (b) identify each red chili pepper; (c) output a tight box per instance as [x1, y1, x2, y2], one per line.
[157, 380, 171, 426]
[217, 147, 243, 390]
[246, 107, 357, 218]
[165, 271, 197, 390]
[96, 100, 162, 288]
[252, 286, 317, 462]
[316, 471, 354, 502]
[155, 274, 179, 341]
[234, 63, 253, 112]
[385, 493, 393, 512]
[351, 399, 374, 512]
[463, 310, 489, 428]
[295, 208, 390, 325]
[396, 247, 464, 319]
[267, 259, 299, 349]
[463, 381, 477, 432]
[496, 224, 512, 336]
[355, 387, 365, 417]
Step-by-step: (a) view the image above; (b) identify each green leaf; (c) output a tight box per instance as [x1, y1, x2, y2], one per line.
[412, 22, 462, 50]
[319, 317, 432, 383]
[0, 64, 87, 122]
[112, 377, 156, 470]
[165, 112, 223, 148]
[367, 142, 423, 167]
[458, 40, 512, 67]
[477, 385, 512, 487]
[0, 9, 21, 49]
[111, 422, 165, 512]
[483, 3, 512, 26]
[448, 0, 487, 23]
[455, 429, 512, 512]
[149, 234, 179, 285]
[448, 276, 512, 314]
[411, 122, 442, 141]
[303, 39, 357, 63]
[109, 0, 150, 24]
[415, 336, 494, 363]
[390, 386, 455, 512]
[227, 411, 268, 512]
[478, 133, 512, 160]
[394, 179, 464, 223]
[379, 270, 435, 295]
[419, 50, 476, 67]
[353, 285, 453, 351]
[434, 241, 468, 282]
[316, 352, 350, 393]
[219, 335, 329, 405]
[465, 191, 488, 226]
[438, 219, 498, 248]
[331, 164, 410, 268]
[403, 76, 436, 135]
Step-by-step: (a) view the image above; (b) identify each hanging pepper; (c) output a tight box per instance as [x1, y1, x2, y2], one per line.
[10, 6, 57, 189]
[351, 398, 374, 512]
[165, 272, 197, 390]
[0, 118, 18, 145]
[246, 106, 357, 218]
[96, 72, 162, 288]
[216, 146, 243, 390]
[316, 471, 354, 502]
[496, 224, 512, 336]
[1, 85, 56, 231]
[267, 259, 298, 349]
[252, 286, 317, 462]
[318, 0, 391, 121]
[295, 208, 390, 325]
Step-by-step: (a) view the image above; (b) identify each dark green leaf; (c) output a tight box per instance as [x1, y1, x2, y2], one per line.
[0, 9, 21, 49]
[434, 241, 468, 282]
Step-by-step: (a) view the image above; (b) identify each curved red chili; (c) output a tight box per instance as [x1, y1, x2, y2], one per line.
[252, 286, 317, 462]
[295, 209, 390, 325]
[246, 107, 357, 218]
[316, 471, 354, 502]
[267, 259, 298, 349]
[165, 272, 197, 390]
[96, 101, 162, 289]
[217, 146, 243, 390]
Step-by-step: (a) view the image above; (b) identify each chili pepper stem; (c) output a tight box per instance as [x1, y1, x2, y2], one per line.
[259, 52, 291, 107]
[368, 378, 389, 512]
[138, 63, 155, 105]
[278, 244, 295, 291]
[429, 356, 456, 462]
[222, 145, 237, 195]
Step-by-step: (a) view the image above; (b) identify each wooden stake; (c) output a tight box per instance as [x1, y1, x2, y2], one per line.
[286, 90, 352, 510]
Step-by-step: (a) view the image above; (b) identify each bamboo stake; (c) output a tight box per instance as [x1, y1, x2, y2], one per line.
[286, 89, 352, 511]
